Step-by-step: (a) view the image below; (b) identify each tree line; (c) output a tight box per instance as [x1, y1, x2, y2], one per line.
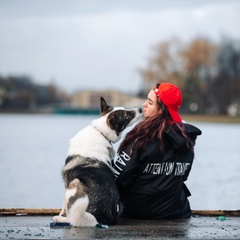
[138, 36, 240, 116]
[0, 76, 69, 111]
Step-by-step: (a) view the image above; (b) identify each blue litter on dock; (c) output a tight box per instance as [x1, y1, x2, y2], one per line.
[50, 222, 71, 228]
[95, 223, 109, 229]
[216, 216, 228, 221]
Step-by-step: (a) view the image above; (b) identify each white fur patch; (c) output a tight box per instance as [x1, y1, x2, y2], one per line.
[68, 125, 114, 163]
[65, 188, 77, 201]
[68, 195, 98, 227]
[67, 107, 142, 163]
[53, 195, 98, 227]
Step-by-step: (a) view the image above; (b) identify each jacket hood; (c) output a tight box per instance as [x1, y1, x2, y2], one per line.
[166, 123, 202, 152]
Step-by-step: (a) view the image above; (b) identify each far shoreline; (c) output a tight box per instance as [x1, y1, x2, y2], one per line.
[183, 114, 240, 124]
[0, 111, 240, 124]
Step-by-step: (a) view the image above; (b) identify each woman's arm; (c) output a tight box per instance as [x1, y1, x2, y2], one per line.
[113, 142, 138, 189]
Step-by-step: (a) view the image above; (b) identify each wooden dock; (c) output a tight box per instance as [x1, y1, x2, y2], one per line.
[0, 209, 240, 239]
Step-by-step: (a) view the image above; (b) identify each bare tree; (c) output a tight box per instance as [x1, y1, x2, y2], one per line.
[138, 37, 183, 96]
[180, 38, 217, 114]
[213, 38, 240, 116]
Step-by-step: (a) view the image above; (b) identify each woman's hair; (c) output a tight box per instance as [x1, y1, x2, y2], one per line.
[118, 85, 193, 156]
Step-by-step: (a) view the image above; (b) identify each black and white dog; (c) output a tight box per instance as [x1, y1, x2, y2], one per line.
[53, 97, 142, 227]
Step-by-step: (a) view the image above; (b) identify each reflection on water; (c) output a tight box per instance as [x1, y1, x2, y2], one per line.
[0, 114, 239, 210]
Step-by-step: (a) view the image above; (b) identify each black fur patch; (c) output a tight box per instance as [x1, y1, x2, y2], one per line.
[107, 110, 136, 136]
[65, 155, 77, 165]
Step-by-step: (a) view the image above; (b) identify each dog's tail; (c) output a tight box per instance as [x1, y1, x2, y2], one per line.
[68, 192, 98, 227]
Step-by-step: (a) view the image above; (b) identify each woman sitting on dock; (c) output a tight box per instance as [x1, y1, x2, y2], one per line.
[114, 82, 202, 219]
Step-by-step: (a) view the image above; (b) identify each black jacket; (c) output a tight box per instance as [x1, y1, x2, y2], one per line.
[114, 123, 202, 219]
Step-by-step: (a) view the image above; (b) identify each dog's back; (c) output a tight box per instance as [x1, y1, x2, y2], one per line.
[63, 157, 121, 224]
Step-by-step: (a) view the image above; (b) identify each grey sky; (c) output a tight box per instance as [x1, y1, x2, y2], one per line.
[0, 0, 240, 94]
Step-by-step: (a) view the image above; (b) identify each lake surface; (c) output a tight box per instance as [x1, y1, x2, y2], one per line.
[0, 114, 239, 210]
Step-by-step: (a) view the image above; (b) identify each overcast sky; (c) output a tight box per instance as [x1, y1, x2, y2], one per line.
[1, 0, 240, 94]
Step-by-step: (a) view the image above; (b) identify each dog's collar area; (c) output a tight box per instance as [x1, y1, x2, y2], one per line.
[92, 125, 112, 144]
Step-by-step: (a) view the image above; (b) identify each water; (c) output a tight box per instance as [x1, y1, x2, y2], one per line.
[0, 114, 239, 210]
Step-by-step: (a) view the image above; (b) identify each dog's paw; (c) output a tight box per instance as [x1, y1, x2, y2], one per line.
[53, 216, 60, 222]
[53, 215, 68, 223]
[54, 215, 68, 223]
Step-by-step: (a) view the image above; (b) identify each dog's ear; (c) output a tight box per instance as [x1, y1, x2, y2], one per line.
[100, 97, 110, 113]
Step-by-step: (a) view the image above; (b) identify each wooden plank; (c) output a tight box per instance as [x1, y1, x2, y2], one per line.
[192, 210, 240, 216]
[0, 208, 240, 216]
[0, 208, 61, 216]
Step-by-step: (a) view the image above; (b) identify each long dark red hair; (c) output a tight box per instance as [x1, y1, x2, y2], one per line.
[118, 88, 193, 156]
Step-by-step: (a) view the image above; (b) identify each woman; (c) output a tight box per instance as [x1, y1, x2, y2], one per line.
[114, 83, 202, 219]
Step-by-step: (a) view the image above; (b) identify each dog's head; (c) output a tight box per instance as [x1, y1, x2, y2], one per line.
[92, 97, 143, 143]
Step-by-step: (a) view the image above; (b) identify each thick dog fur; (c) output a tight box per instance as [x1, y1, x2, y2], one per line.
[53, 97, 142, 227]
